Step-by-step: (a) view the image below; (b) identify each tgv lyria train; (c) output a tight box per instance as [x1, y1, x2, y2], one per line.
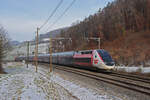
[15, 49, 115, 71]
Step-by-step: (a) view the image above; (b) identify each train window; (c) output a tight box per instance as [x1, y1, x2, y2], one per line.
[75, 52, 81, 54]
[81, 51, 92, 54]
[97, 50, 113, 62]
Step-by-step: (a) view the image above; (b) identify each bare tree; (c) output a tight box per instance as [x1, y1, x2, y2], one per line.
[0, 25, 11, 73]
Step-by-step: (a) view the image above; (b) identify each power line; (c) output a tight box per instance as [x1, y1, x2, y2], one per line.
[46, 0, 76, 32]
[39, 0, 63, 30]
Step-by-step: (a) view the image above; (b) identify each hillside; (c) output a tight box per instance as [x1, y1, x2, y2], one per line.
[39, 27, 68, 41]
[102, 31, 150, 66]
[56, 0, 150, 66]
[10, 41, 20, 46]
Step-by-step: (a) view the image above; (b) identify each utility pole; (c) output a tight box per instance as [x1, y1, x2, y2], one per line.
[35, 27, 39, 72]
[49, 37, 53, 73]
[26, 41, 29, 68]
[48, 38, 72, 73]
[86, 37, 100, 49]
[63, 45, 64, 52]
[98, 38, 100, 49]
[34, 36, 36, 66]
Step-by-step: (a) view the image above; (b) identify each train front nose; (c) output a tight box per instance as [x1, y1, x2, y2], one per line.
[96, 50, 115, 70]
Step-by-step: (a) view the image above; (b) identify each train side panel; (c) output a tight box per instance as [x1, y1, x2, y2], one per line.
[15, 49, 115, 71]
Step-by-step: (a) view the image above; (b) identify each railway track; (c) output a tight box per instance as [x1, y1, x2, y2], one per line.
[110, 72, 150, 84]
[29, 63, 150, 96]
[51, 65, 150, 96]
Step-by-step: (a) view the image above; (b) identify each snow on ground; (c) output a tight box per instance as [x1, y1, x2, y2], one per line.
[115, 66, 150, 73]
[51, 75, 122, 100]
[0, 62, 122, 100]
[0, 63, 61, 100]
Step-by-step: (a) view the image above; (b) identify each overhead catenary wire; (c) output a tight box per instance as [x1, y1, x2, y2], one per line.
[39, 0, 63, 30]
[46, 0, 76, 32]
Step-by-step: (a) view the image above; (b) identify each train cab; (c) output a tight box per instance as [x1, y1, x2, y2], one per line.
[92, 50, 115, 70]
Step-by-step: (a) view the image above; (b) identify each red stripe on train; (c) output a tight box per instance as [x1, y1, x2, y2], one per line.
[74, 62, 92, 67]
[73, 54, 92, 58]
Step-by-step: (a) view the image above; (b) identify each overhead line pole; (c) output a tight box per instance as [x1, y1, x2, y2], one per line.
[98, 38, 100, 49]
[86, 37, 100, 49]
[49, 38, 72, 73]
[49, 37, 53, 73]
[36, 0, 75, 73]
[34, 32, 36, 66]
[26, 41, 29, 68]
[35, 27, 39, 72]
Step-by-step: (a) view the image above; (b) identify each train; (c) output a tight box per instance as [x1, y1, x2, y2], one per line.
[15, 49, 115, 71]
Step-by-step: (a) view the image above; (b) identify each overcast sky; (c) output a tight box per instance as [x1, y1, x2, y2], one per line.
[0, 0, 113, 42]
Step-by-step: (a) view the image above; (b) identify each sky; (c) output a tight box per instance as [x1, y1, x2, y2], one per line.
[0, 0, 113, 42]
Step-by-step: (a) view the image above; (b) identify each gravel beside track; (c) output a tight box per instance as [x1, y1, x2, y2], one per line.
[54, 66, 150, 95]
[41, 64, 149, 98]
[30, 63, 150, 100]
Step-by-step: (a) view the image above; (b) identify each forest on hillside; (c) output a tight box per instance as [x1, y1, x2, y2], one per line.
[57, 0, 150, 66]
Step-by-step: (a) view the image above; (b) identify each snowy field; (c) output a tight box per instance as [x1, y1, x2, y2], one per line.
[0, 62, 122, 100]
[115, 66, 150, 73]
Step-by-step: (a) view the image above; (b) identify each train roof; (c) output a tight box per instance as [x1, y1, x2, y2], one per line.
[16, 49, 107, 58]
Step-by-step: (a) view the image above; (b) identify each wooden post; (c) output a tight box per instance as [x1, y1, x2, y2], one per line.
[35, 28, 39, 72]
[98, 38, 100, 49]
[34, 38, 36, 66]
[26, 41, 29, 68]
[49, 38, 53, 73]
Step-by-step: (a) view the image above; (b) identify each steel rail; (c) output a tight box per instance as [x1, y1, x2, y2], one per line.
[109, 72, 150, 84]
[54, 66, 150, 96]
[111, 72, 150, 81]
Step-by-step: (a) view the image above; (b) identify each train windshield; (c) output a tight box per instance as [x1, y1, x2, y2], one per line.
[97, 50, 114, 65]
